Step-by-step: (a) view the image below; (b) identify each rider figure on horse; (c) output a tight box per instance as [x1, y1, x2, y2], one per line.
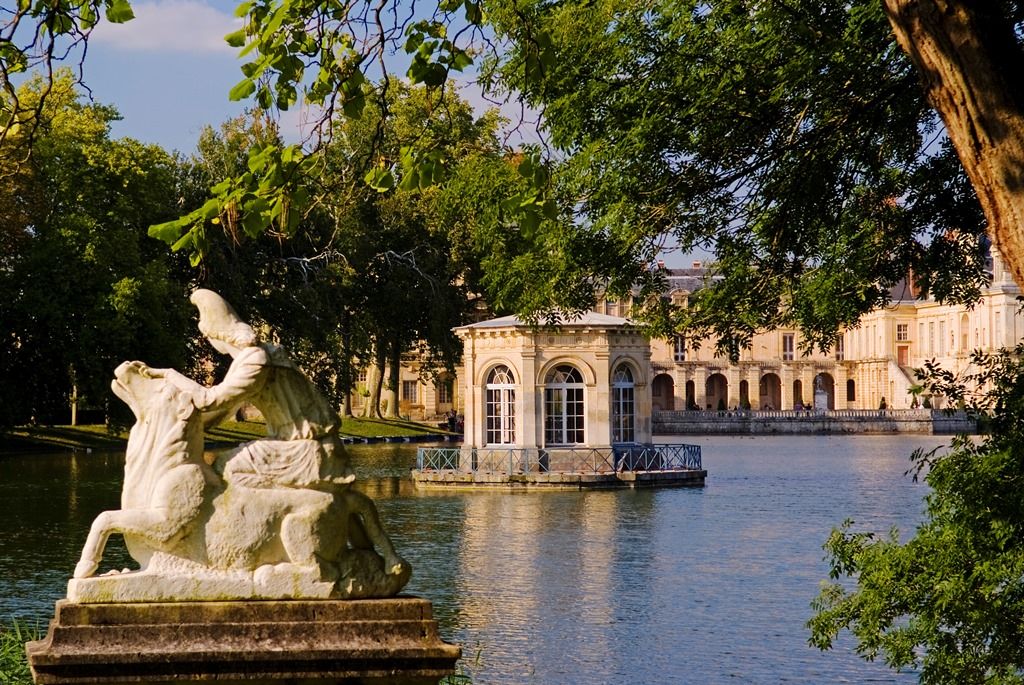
[144, 289, 354, 492]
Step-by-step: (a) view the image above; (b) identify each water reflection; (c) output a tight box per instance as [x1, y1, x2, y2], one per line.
[0, 435, 948, 683]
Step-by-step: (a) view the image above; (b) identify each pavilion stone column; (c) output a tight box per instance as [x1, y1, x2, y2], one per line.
[520, 343, 539, 449]
[670, 367, 684, 410]
[798, 366, 815, 403]
[592, 349, 611, 447]
[460, 332, 481, 449]
[796, 365, 810, 407]
[637, 347, 654, 442]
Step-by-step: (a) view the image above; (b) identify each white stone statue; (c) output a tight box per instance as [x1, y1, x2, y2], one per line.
[68, 290, 411, 603]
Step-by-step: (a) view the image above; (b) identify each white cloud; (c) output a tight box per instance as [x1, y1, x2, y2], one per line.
[92, 0, 242, 54]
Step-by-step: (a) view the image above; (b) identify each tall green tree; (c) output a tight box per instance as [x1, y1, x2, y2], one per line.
[318, 81, 508, 417]
[482, 0, 990, 349]
[175, 112, 364, 409]
[0, 71, 190, 427]
[172, 85, 509, 418]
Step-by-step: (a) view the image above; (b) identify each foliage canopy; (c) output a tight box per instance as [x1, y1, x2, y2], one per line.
[809, 349, 1024, 682]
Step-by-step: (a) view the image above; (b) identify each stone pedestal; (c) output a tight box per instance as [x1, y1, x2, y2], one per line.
[26, 598, 461, 685]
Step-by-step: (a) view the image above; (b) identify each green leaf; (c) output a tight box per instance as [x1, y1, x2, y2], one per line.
[342, 92, 365, 119]
[233, 0, 252, 17]
[170, 228, 196, 252]
[541, 199, 558, 221]
[104, 0, 134, 23]
[364, 167, 395, 192]
[79, 4, 97, 29]
[520, 208, 540, 237]
[229, 78, 256, 101]
[399, 168, 420, 192]
[256, 85, 272, 109]
[404, 32, 423, 53]
[517, 156, 534, 179]
[464, 0, 483, 25]
[148, 218, 188, 244]
[422, 63, 447, 88]
[450, 49, 473, 72]
[199, 198, 221, 221]
[224, 28, 247, 48]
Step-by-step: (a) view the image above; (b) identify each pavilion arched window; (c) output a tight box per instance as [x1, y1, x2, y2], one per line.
[611, 365, 635, 443]
[485, 365, 516, 445]
[544, 365, 585, 445]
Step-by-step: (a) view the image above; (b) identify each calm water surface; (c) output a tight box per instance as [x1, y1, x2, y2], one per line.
[0, 435, 947, 683]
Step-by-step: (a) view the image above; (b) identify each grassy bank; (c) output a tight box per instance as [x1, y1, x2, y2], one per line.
[0, 622, 37, 685]
[1, 416, 452, 454]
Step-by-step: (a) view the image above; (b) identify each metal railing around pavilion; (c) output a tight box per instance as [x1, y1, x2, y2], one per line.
[416, 443, 702, 475]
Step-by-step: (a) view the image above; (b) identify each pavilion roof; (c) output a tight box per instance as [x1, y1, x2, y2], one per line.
[456, 311, 635, 331]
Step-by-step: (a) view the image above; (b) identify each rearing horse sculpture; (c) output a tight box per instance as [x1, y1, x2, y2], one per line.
[69, 360, 410, 602]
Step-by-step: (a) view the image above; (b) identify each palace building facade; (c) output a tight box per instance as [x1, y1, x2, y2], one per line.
[642, 252, 1023, 413]
[381, 251, 1023, 422]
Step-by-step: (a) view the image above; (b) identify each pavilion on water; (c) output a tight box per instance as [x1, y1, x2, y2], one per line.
[412, 312, 706, 489]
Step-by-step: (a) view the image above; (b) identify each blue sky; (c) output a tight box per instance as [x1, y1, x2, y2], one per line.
[86, 0, 249, 153]
[83, 0, 534, 155]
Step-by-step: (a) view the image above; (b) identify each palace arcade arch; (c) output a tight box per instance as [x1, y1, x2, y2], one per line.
[813, 372, 835, 410]
[759, 373, 781, 410]
[706, 373, 728, 410]
[652, 374, 675, 411]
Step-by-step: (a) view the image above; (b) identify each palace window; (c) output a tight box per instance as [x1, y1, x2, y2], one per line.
[938, 321, 946, 355]
[402, 380, 419, 403]
[834, 337, 844, 361]
[928, 322, 935, 356]
[485, 365, 516, 445]
[544, 365, 585, 445]
[436, 378, 453, 404]
[611, 365, 635, 443]
[896, 323, 909, 342]
[673, 335, 686, 362]
[782, 333, 794, 361]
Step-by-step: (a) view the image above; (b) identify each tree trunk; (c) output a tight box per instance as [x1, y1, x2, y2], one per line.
[371, 342, 386, 419]
[362, 343, 385, 419]
[339, 312, 353, 418]
[69, 381, 78, 427]
[384, 338, 401, 419]
[883, 0, 1024, 285]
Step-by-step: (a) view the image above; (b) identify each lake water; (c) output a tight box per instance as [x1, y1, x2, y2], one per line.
[0, 434, 947, 683]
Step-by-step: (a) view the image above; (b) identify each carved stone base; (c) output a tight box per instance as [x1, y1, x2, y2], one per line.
[26, 598, 461, 684]
[66, 555, 336, 603]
